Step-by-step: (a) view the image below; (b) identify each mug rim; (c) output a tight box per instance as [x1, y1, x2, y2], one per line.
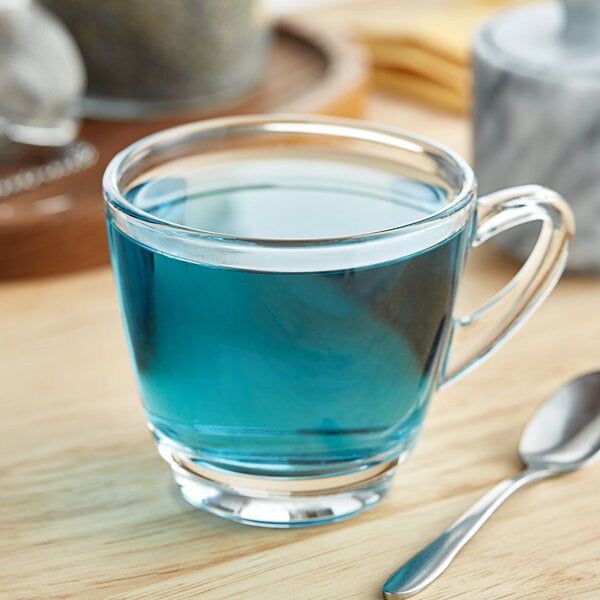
[103, 113, 476, 247]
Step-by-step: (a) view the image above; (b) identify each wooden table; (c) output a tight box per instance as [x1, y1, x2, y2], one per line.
[2, 92, 600, 599]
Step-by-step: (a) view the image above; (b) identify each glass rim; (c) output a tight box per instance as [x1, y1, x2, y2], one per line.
[103, 113, 477, 247]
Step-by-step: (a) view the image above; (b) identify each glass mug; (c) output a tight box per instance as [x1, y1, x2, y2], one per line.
[103, 115, 574, 527]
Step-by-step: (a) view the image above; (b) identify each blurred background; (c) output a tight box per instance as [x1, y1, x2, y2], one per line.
[0, 0, 597, 278]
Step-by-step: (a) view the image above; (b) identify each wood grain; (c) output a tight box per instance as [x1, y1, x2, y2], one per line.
[1, 92, 599, 600]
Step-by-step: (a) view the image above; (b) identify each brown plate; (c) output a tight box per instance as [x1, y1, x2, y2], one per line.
[0, 19, 369, 279]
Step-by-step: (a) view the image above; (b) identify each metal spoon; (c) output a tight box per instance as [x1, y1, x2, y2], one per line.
[383, 371, 600, 599]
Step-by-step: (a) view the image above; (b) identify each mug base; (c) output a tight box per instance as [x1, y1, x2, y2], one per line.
[162, 449, 401, 528]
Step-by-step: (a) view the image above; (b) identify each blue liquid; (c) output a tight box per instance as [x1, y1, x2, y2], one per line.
[108, 157, 468, 473]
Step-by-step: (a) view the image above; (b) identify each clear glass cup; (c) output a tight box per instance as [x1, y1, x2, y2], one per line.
[103, 115, 574, 527]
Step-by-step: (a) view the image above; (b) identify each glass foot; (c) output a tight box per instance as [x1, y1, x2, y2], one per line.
[165, 453, 399, 528]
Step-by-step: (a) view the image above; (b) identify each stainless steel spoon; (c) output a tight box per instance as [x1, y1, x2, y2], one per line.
[383, 371, 600, 599]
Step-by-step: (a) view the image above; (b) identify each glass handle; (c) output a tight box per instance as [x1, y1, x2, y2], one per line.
[441, 185, 575, 386]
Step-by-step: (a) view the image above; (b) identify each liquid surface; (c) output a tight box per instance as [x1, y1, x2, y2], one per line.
[109, 156, 469, 473]
[126, 151, 450, 239]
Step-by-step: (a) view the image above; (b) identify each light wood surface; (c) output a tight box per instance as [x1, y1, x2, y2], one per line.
[2, 91, 600, 600]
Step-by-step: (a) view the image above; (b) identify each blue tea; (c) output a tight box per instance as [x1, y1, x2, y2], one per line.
[107, 153, 469, 475]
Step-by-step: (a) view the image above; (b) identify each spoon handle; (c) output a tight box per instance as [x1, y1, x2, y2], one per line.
[383, 468, 553, 599]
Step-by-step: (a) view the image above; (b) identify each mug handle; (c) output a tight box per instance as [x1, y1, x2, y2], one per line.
[441, 185, 575, 386]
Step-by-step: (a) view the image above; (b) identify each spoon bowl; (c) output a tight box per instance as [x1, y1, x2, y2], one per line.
[520, 371, 600, 470]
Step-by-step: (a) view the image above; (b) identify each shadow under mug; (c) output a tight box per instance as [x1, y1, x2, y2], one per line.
[103, 115, 574, 527]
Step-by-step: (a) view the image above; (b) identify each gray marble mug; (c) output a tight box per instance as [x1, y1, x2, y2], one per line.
[474, 0, 600, 272]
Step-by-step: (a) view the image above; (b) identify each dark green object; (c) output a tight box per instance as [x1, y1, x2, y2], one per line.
[41, 0, 270, 118]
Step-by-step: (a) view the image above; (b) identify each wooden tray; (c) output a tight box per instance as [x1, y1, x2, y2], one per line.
[0, 19, 369, 279]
